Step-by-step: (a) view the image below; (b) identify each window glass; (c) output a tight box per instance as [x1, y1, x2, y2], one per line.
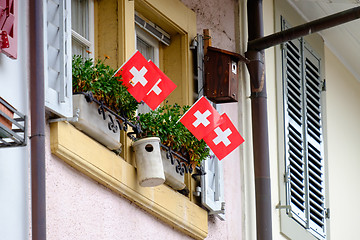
[71, 0, 91, 57]
[135, 25, 159, 113]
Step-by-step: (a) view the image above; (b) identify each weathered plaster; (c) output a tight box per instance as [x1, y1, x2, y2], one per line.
[181, 0, 238, 52]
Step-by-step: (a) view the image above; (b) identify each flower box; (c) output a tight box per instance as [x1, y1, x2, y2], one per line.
[161, 150, 186, 190]
[71, 94, 122, 151]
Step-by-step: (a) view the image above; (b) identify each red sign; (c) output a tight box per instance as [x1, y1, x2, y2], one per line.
[203, 113, 244, 160]
[114, 51, 158, 102]
[142, 60, 177, 110]
[179, 96, 222, 140]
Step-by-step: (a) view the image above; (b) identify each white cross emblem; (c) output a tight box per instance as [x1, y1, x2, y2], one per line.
[193, 110, 211, 127]
[147, 79, 162, 95]
[129, 66, 148, 87]
[212, 127, 232, 146]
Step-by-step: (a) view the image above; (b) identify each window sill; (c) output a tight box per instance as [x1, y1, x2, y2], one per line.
[50, 121, 208, 239]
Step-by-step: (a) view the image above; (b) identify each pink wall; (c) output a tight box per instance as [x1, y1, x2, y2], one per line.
[45, 123, 193, 240]
[181, 0, 238, 52]
[46, 0, 243, 239]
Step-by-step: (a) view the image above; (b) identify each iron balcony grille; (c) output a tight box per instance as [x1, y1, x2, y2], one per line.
[0, 97, 27, 148]
[72, 92, 205, 177]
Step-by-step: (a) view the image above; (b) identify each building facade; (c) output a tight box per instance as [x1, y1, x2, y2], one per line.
[0, 0, 360, 240]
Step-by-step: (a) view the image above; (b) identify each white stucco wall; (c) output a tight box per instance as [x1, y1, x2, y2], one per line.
[324, 46, 360, 240]
[0, 1, 29, 240]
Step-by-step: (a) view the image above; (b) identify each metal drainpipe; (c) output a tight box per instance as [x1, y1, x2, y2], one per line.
[245, 0, 273, 240]
[29, 0, 46, 239]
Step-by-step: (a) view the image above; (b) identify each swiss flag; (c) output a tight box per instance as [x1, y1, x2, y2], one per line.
[142, 61, 177, 110]
[179, 96, 222, 140]
[114, 51, 158, 102]
[203, 113, 244, 160]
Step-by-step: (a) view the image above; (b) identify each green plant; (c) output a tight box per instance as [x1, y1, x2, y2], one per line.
[72, 55, 139, 119]
[137, 103, 209, 167]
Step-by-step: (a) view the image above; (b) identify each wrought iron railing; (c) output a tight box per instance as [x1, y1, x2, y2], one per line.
[77, 92, 205, 176]
[0, 97, 27, 148]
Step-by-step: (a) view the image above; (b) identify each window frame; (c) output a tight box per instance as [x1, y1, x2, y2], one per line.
[71, 0, 94, 58]
[135, 24, 160, 114]
[135, 25, 160, 66]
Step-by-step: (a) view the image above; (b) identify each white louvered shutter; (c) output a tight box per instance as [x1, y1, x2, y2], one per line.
[201, 147, 225, 220]
[282, 19, 326, 239]
[44, 0, 72, 117]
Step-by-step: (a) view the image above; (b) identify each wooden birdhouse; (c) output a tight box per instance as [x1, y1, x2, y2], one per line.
[204, 46, 244, 103]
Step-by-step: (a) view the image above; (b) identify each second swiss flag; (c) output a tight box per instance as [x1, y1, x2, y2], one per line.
[203, 114, 244, 160]
[179, 96, 244, 160]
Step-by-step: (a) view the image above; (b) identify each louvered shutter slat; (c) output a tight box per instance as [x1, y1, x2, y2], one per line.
[304, 46, 326, 238]
[283, 36, 307, 223]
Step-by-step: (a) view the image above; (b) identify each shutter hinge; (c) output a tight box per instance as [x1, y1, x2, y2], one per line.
[284, 165, 291, 183]
[322, 79, 326, 92]
[193, 186, 201, 197]
[48, 108, 80, 123]
[276, 203, 291, 210]
[280, 43, 285, 50]
[325, 208, 330, 219]
[276, 203, 293, 217]
[209, 202, 225, 215]
[0, 31, 9, 49]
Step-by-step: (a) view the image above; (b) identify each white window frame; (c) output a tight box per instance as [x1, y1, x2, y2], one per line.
[135, 25, 159, 66]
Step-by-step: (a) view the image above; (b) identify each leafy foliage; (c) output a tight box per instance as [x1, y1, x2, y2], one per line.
[72, 55, 208, 166]
[72, 55, 139, 119]
[137, 103, 209, 167]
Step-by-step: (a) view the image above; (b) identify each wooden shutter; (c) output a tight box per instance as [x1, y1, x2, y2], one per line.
[0, 0, 17, 59]
[44, 0, 72, 117]
[282, 19, 326, 239]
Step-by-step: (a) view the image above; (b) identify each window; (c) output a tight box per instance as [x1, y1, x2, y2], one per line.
[71, 0, 94, 58]
[281, 18, 327, 240]
[44, 0, 94, 117]
[135, 23, 160, 113]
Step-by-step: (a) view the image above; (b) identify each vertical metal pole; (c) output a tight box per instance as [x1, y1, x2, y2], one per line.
[30, 0, 47, 239]
[245, 0, 273, 239]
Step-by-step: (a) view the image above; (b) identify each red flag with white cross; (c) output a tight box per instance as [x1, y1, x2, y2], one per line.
[114, 51, 158, 102]
[142, 60, 177, 110]
[203, 113, 244, 160]
[178, 96, 222, 140]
